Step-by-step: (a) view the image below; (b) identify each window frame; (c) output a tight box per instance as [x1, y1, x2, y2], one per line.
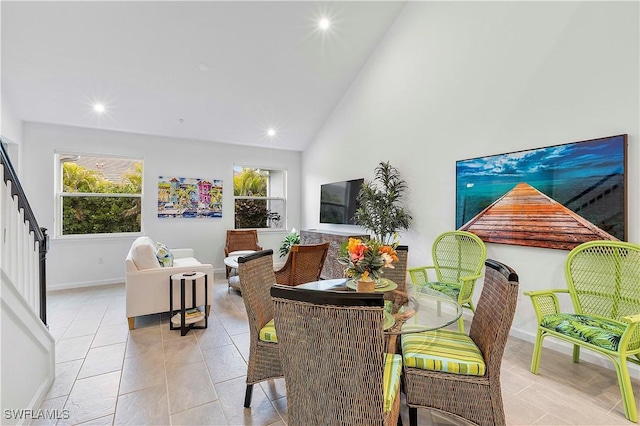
[54, 151, 144, 239]
[233, 165, 287, 231]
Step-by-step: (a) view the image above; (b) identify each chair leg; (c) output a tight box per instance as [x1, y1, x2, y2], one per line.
[409, 407, 418, 426]
[467, 300, 476, 313]
[530, 328, 545, 374]
[127, 317, 135, 330]
[457, 316, 466, 333]
[244, 384, 253, 408]
[572, 344, 580, 363]
[614, 358, 638, 422]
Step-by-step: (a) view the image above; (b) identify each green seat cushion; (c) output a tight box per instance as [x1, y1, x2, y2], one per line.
[383, 353, 402, 413]
[425, 282, 460, 300]
[540, 313, 625, 351]
[259, 319, 278, 343]
[402, 328, 485, 376]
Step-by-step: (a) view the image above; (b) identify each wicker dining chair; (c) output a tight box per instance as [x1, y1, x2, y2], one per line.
[274, 242, 330, 286]
[225, 229, 262, 278]
[270, 285, 403, 426]
[237, 249, 283, 407]
[402, 259, 519, 426]
[382, 245, 408, 293]
[408, 231, 486, 332]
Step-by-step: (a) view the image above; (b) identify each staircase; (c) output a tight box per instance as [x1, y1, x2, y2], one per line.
[0, 140, 54, 425]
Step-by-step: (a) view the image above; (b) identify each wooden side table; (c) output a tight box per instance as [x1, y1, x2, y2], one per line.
[169, 271, 208, 336]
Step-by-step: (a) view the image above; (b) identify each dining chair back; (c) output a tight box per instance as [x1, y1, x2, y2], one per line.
[271, 285, 402, 426]
[402, 259, 519, 426]
[382, 245, 408, 292]
[274, 242, 330, 286]
[237, 249, 283, 407]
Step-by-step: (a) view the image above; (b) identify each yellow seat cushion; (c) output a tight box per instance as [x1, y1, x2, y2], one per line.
[402, 328, 485, 376]
[259, 319, 278, 343]
[383, 353, 402, 413]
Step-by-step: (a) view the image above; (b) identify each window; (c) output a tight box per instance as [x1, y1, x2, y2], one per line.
[56, 153, 143, 236]
[233, 166, 286, 229]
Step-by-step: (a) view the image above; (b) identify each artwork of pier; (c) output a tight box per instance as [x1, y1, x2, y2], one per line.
[459, 182, 618, 250]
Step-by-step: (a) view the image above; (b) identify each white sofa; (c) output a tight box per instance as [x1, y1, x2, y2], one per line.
[125, 236, 214, 329]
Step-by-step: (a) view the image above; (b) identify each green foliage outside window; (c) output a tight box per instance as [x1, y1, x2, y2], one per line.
[61, 160, 142, 235]
[233, 167, 281, 229]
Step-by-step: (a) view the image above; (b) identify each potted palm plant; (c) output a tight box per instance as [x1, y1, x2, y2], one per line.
[354, 161, 412, 245]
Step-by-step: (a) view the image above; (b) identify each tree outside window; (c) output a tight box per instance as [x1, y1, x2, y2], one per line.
[57, 153, 143, 236]
[233, 166, 285, 229]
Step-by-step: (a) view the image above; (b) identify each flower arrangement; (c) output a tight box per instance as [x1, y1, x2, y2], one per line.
[337, 237, 399, 282]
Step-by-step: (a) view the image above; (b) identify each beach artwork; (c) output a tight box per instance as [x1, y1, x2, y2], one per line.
[158, 176, 223, 218]
[456, 135, 626, 250]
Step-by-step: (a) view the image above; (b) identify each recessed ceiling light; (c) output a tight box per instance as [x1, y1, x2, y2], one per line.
[198, 62, 209, 72]
[93, 103, 105, 113]
[319, 18, 330, 30]
[267, 128, 276, 137]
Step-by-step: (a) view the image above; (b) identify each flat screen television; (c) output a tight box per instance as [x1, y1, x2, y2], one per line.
[320, 178, 364, 224]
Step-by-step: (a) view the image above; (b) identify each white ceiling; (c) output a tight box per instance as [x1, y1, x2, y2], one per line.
[1, 1, 406, 151]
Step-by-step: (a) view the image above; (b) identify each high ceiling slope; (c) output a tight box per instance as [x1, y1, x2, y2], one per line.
[1, 1, 405, 151]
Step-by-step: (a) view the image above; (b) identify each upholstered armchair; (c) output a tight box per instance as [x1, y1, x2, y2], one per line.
[125, 236, 213, 330]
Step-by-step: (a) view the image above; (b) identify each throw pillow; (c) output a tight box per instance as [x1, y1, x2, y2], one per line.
[131, 236, 161, 270]
[156, 242, 174, 267]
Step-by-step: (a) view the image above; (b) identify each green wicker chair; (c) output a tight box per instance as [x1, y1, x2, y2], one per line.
[408, 231, 486, 332]
[525, 240, 640, 422]
[237, 249, 283, 407]
[270, 285, 402, 426]
[402, 259, 519, 426]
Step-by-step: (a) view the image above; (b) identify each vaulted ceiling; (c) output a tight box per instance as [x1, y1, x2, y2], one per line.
[1, 1, 406, 151]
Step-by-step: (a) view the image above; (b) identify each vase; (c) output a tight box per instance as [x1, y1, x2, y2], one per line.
[357, 279, 376, 292]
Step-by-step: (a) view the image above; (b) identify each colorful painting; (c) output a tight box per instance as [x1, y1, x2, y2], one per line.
[456, 135, 627, 250]
[158, 176, 223, 218]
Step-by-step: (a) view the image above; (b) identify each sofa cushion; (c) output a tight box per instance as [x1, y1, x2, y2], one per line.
[156, 242, 174, 267]
[173, 257, 202, 267]
[131, 236, 161, 270]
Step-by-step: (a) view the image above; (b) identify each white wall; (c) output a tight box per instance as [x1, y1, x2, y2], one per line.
[1, 91, 24, 174]
[1, 97, 22, 147]
[302, 1, 639, 363]
[21, 122, 301, 289]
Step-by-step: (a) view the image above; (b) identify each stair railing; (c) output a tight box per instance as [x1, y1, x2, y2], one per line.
[0, 140, 49, 326]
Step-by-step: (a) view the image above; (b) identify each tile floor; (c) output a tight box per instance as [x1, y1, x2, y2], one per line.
[37, 278, 639, 425]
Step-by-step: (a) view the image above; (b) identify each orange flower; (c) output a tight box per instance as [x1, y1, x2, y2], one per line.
[379, 245, 399, 262]
[338, 238, 399, 281]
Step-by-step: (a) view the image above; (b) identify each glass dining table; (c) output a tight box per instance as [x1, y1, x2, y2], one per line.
[295, 278, 462, 352]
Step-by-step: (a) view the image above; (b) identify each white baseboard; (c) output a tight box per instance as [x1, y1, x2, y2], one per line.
[47, 278, 124, 291]
[47, 267, 230, 291]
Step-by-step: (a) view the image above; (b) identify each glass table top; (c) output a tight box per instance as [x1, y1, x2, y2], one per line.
[295, 278, 462, 335]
